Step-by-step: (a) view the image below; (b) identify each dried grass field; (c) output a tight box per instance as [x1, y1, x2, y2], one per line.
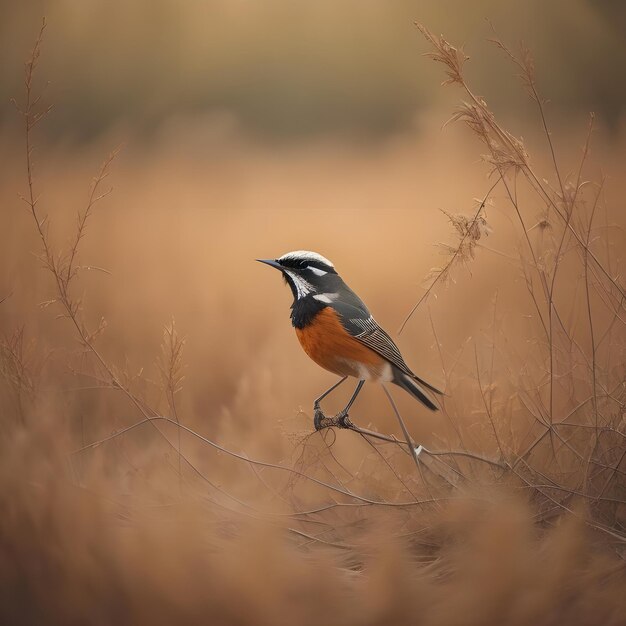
[1, 18, 626, 626]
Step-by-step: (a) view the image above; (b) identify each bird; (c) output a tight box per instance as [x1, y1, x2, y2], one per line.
[257, 250, 442, 430]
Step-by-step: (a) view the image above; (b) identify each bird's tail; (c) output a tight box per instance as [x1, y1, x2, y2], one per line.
[392, 368, 441, 411]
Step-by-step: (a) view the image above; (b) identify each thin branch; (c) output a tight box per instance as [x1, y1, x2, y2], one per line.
[398, 176, 501, 334]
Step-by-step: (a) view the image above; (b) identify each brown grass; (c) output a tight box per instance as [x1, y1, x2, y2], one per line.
[0, 19, 625, 626]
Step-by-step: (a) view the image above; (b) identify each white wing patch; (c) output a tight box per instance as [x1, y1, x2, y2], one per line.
[313, 292, 339, 304]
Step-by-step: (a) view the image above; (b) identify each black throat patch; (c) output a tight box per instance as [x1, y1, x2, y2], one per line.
[290, 295, 327, 329]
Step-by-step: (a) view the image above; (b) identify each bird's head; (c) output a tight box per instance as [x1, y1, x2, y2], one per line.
[257, 250, 339, 303]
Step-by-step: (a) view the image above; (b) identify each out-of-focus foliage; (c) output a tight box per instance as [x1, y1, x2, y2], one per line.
[0, 0, 625, 141]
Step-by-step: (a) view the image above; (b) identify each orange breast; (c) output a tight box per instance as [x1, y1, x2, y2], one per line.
[295, 307, 387, 380]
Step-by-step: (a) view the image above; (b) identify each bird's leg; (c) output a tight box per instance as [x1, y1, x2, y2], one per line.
[313, 376, 347, 430]
[313, 375, 348, 409]
[333, 380, 365, 429]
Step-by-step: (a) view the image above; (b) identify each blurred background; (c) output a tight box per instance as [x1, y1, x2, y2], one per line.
[1, 3, 625, 623]
[1, 0, 625, 462]
[0, 0, 624, 433]
[0, 0, 625, 143]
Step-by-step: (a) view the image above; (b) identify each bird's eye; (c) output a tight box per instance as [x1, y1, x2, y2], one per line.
[297, 260, 307, 269]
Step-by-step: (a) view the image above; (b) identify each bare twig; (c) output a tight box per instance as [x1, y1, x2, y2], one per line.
[398, 176, 501, 334]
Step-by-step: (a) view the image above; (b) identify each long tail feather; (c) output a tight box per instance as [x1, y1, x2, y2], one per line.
[393, 370, 439, 411]
[413, 373, 443, 396]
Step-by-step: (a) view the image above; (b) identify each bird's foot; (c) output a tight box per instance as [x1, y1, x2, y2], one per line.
[335, 410, 354, 429]
[313, 406, 353, 431]
[313, 404, 326, 431]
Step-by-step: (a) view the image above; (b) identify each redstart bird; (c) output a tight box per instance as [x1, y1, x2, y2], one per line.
[258, 250, 442, 429]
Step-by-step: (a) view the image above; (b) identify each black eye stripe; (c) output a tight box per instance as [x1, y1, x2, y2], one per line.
[279, 258, 336, 273]
[280, 259, 306, 269]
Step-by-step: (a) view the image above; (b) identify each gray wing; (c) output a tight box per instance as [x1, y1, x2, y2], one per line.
[331, 300, 415, 377]
[331, 298, 442, 395]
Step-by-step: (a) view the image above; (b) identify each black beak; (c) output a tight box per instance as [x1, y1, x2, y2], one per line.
[256, 258, 283, 271]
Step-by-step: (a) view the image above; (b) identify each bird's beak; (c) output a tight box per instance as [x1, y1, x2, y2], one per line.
[256, 258, 283, 271]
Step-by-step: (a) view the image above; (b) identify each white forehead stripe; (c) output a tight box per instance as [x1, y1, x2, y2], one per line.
[278, 250, 334, 268]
